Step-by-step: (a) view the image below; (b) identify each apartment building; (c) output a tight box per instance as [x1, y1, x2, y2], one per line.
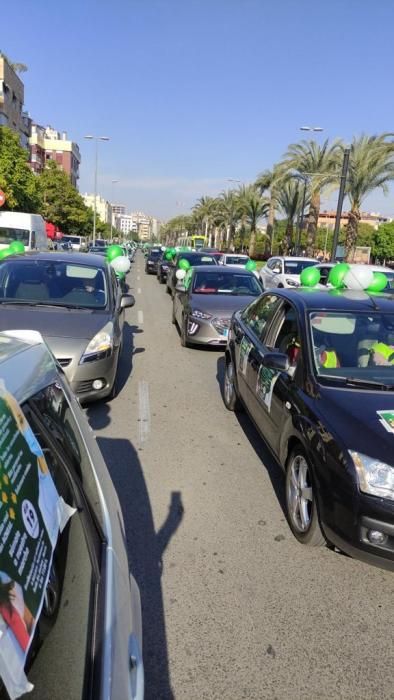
[318, 210, 391, 231]
[30, 125, 81, 187]
[83, 194, 112, 225]
[0, 55, 31, 148]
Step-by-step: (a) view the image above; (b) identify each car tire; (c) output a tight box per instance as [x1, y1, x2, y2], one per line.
[166, 284, 171, 295]
[171, 303, 176, 325]
[285, 446, 326, 547]
[180, 316, 190, 347]
[159, 275, 165, 284]
[223, 358, 242, 411]
[277, 283, 284, 288]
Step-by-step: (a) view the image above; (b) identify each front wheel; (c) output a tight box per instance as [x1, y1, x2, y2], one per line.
[285, 446, 325, 546]
[180, 316, 190, 347]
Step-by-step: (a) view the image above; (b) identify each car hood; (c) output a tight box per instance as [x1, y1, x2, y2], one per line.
[317, 384, 394, 465]
[190, 293, 257, 317]
[0, 306, 109, 340]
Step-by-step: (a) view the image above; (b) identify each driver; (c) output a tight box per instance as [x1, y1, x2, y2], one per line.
[369, 342, 394, 366]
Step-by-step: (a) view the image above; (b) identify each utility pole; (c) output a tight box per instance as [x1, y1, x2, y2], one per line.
[84, 135, 109, 245]
[330, 147, 350, 261]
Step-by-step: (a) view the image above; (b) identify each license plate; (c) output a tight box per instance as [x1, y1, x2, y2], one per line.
[222, 329, 229, 337]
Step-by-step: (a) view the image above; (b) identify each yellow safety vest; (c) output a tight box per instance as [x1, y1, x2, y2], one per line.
[370, 342, 394, 364]
[320, 350, 340, 368]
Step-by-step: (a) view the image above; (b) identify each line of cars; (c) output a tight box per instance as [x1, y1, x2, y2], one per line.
[150, 248, 394, 572]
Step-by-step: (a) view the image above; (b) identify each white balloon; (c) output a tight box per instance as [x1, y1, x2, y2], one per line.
[176, 269, 186, 280]
[344, 265, 374, 290]
[111, 256, 131, 273]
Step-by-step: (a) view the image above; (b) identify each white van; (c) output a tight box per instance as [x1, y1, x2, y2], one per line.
[60, 234, 87, 252]
[0, 211, 48, 251]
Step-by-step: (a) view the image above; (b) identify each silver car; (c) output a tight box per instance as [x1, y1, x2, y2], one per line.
[0, 252, 134, 402]
[0, 330, 143, 699]
[259, 256, 317, 289]
[172, 265, 263, 347]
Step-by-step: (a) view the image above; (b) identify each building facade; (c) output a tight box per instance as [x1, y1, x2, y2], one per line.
[0, 56, 31, 148]
[318, 210, 391, 231]
[83, 194, 112, 225]
[29, 125, 81, 186]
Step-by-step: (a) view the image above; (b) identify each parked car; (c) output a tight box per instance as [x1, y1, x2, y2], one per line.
[0, 252, 134, 402]
[218, 253, 251, 268]
[223, 287, 394, 570]
[145, 248, 163, 274]
[312, 262, 394, 290]
[172, 265, 263, 347]
[59, 235, 87, 252]
[157, 256, 171, 284]
[0, 211, 48, 251]
[0, 330, 143, 699]
[166, 252, 218, 297]
[259, 256, 317, 289]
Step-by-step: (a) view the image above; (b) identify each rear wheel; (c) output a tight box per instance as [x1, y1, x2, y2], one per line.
[180, 316, 190, 347]
[285, 446, 325, 546]
[171, 303, 176, 325]
[223, 358, 242, 411]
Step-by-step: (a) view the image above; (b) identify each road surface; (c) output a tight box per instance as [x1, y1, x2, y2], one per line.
[87, 252, 393, 700]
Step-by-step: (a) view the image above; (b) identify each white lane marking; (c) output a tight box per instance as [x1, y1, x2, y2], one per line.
[137, 275, 140, 281]
[138, 310, 144, 324]
[138, 287, 142, 294]
[138, 380, 151, 443]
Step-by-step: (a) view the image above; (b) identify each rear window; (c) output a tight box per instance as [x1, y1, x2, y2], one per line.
[176, 254, 216, 267]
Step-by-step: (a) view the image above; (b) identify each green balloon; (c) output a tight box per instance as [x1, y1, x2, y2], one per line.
[178, 258, 191, 271]
[116, 271, 126, 281]
[245, 259, 257, 271]
[165, 251, 173, 260]
[367, 271, 388, 293]
[0, 248, 12, 260]
[300, 266, 321, 287]
[328, 263, 350, 288]
[106, 244, 124, 262]
[9, 241, 25, 255]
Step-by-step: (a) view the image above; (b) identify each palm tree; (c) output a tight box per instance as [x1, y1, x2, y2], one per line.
[275, 178, 308, 254]
[215, 190, 242, 250]
[192, 196, 217, 246]
[238, 185, 270, 258]
[345, 134, 394, 261]
[282, 139, 342, 255]
[255, 166, 284, 254]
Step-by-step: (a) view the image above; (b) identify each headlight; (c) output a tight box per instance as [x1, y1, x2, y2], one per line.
[286, 278, 300, 287]
[350, 451, 394, 501]
[80, 329, 113, 363]
[191, 309, 212, 320]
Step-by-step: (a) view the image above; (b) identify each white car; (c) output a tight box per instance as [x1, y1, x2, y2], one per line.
[259, 256, 317, 289]
[313, 262, 394, 289]
[218, 253, 251, 268]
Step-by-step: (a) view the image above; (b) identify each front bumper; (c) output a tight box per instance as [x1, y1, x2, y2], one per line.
[57, 349, 119, 403]
[146, 262, 158, 274]
[322, 491, 394, 572]
[158, 267, 168, 280]
[185, 316, 229, 346]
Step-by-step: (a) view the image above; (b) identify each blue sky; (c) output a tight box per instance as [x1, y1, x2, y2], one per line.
[4, 0, 394, 220]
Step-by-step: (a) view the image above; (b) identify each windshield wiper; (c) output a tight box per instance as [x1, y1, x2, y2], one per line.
[0, 300, 90, 310]
[345, 377, 394, 390]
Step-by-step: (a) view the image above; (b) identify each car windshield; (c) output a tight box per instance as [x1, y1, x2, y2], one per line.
[61, 236, 81, 244]
[0, 260, 108, 309]
[192, 271, 261, 295]
[309, 310, 394, 386]
[225, 256, 249, 265]
[177, 254, 216, 267]
[284, 260, 316, 274]
[149, 251, 162, 259]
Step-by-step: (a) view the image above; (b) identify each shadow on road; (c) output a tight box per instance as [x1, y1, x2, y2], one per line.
[96, 436, 183, 700]
[216, 355, 286, 516]
[118, 321, 144, 394]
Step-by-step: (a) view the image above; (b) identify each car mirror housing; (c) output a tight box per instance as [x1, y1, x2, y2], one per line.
[120, 294, 135, 309]
[262, 351, 290, 372]
[175, 283, 186, 293]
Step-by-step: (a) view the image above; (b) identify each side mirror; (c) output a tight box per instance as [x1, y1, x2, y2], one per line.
[262, 351, 289, 372]
[175, 282, 186, 293]
[120, 294, 135, 309]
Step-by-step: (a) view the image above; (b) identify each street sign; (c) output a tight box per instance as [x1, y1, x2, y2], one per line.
[0, 190, 5, 207]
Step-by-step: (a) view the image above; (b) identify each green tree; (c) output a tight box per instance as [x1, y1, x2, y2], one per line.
[345, 134, 394, 261]
[215, 190, 242, 250]
[192, 196, 218, 246]
[282, 138, 342, 256]
[38, 160, 92, 235]
[238, 185, 269, 257]
[372, 222, 394, 262]
[275, 178, 307, 254]
[0, 126, 40, 211]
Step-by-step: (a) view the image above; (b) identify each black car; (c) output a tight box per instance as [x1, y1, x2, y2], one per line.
[157, 256, 171, 283]
[166, 252, 217, 297]
[223, 287, 394, 571]
[145, 248, 163, 274]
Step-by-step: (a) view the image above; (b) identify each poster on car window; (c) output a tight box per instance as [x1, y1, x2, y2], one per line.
[0, 382, 75, 699]
[239, 336, 252, 376]
[256, 365, 279, 413]
[377, 410, 394, 434]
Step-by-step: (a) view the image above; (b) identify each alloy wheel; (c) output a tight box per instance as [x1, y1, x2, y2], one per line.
[287, 454, 313, 533]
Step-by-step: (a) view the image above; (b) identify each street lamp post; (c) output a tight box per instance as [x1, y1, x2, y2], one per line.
[110, 179, 119, 243]
[330, 147, 350, 261]
[84, 135, 109, 246]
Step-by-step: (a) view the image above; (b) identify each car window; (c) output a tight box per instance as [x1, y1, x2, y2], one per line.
[0, 260, 108, 309]
[192, 271, 261, 295]
[241, 294, 281, 341]
[271, 260, 282, 274]
[283, 260, 315, 275]
[271, 303, 302, 369]
[267, 259, 276, 270]
[15, 385, 103, 699]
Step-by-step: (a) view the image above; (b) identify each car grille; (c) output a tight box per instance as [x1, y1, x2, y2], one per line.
[57, 358, 72, 368]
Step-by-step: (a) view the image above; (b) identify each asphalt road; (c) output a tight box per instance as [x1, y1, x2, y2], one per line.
[87, 252, 394, 700]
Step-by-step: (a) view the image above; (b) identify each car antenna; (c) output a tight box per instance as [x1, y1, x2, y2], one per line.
[365, 292, 380, 311]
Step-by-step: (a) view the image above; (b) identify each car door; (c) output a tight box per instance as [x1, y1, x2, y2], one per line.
[247, 300, 303, 456]
[234, 294, 282, 407]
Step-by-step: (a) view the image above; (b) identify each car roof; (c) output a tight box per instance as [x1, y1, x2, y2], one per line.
[269, 256, 317, 262]
[4, 251, 109, 269]
[192, 265, 255, 274]
[314, 262, 394, 273]
[274, 287, 394, 312]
